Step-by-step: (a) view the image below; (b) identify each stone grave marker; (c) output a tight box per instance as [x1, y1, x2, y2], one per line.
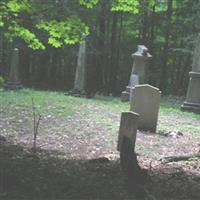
[4, 48, 22, 89]
[117, 111, 139, 152]
[121, 45, 152, 101]
[117, 112, 145, 183]
[130, 84, 161, 132]
[181, 35, 200, 113]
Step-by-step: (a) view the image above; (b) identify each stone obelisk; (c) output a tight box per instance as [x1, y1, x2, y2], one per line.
[4, 48, 23, 89]
[121, 45, 152, 101]
[73, 40, 86, 94]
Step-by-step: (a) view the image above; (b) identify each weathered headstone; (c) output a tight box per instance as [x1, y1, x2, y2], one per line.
[181, 36, 200, 114]
[117, 112, 147, 186]
[121, 45, 152, 101]
[73, 40, 87, 93]
[4, 48, 22, 89]
[117, 111, 139, 152]
[130, 84, 161, 132]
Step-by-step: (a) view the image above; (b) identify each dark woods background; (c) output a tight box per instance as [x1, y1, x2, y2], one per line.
[0, 0, 200, 96]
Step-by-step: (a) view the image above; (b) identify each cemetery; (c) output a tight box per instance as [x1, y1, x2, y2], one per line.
[0, 1, 200, 200]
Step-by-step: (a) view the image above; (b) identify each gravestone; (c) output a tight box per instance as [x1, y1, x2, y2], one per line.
[117, 112, 146, 185]
[4, 48, 22, 89]
[130, 84, 161, 132]
[181, 36, 200, 114]
[73, 40, 87, 93]
[121, 45, 152, 101]
[117, 111, 139, 152]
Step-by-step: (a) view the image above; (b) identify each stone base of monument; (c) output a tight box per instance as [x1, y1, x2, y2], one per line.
[4, 81, 23, 90]
[121, 91, 129, 102]
[121, 86, 134, 102]
[181, 71, 200, 114]
[181, 102, 200, 114]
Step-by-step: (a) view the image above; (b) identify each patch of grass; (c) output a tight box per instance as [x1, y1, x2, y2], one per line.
[158, 102, 200, 133]
[1, 90, 199, 135]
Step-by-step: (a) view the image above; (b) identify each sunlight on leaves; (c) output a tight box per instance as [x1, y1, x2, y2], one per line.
[111, 0, 139, 14]
[36, 16, 89, 47]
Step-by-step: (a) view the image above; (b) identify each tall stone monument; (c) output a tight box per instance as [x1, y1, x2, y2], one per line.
[73, 40, 87, 94]
[181, 36, 200, 114]
[121, 45, 152, 101]
[4, 48, 22, 89]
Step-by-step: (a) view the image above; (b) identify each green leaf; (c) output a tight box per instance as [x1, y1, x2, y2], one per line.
[0, 21, 4, 27]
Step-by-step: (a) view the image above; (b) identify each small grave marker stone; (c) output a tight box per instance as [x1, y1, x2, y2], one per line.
[117, 111, 139, 152]
[130, 84, 161, 132]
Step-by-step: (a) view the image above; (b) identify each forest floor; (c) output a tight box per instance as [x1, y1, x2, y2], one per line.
[0, 89, 200, 200]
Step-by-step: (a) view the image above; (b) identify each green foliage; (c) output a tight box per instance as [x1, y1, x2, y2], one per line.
[5, 22, 45, 50]
[111, 0, 139, 14]
[79, 0, 99, 8]
[0, 20, 4, 27]
[79, 0, 140, 13]
[7, 0, 32, 13]
[36, 16, 89, 47]
[0, 0, 90, 49]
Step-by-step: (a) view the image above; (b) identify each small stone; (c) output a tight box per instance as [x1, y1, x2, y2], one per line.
[0, 135, 6, 141]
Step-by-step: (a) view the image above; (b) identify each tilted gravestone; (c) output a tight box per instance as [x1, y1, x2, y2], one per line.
[117, 111, 139, 152]
[130, 84, 161, 132]
[181, 35, 200, 114]
[121, 45, 152, 101]
[4, 48, 22, 89]
[117, 112, 147, 185]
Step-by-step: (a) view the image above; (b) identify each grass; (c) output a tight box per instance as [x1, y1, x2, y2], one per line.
[158, 101, 200, 133]
[1, 88, 200, 134]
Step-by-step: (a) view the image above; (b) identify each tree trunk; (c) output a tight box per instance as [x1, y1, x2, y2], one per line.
[108, 12, 119, 94]
[160, 0, 173, 92]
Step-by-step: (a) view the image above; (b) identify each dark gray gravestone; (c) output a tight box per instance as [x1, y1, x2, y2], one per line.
[4, 48, 22, 89]
[181, 36, 200, 114]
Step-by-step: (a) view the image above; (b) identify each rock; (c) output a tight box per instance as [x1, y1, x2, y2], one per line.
[0, 134, 6, 142]
[161, 130, 183, 138]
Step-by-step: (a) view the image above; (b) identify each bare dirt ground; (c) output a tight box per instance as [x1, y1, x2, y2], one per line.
[0, 92, 200, 200]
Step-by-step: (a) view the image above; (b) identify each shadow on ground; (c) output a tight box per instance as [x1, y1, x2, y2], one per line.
[0, 141, 200, 200]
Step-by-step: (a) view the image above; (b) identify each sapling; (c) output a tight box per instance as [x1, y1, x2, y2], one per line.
[31, 98, 42, 153]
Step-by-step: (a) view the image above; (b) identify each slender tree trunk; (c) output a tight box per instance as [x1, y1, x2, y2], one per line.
[108, 12, 119, 94]
[160, 0, 173, 92]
